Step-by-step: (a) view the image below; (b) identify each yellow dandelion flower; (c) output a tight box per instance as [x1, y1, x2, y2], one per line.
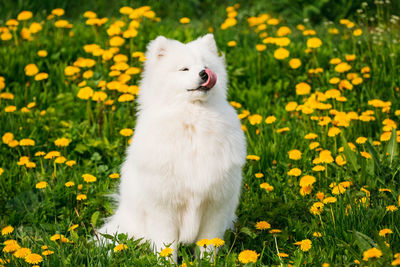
[2, 132, 14, 144]
[37, 50, 47, 57]
[285, 101, 298, 111]
[332, 185, 346, 195]
[19, 138, 35, 146]
[1, 225, 14, 236]
[305, 133, 318, 140]
[323, 197, 337, 204]
[255, 221, 271, 230]
[51, 8, 65, 16]
[255, 44, 266, 52]
[265, 115, 276, 124]
[118, 93, 134, 102]
[335, 155, 346, 166]
[114, 243, 128, 252]
[269, 229, 281, 234]
[109, 173, 120, 179]
[50, 234, 63, 241]
[180, 17, 190, 24]
[54, 138, 71, 147]
[1, 31, 12, 41]
[260, 182, 274, 192]
[120, 128, 134, 137]
[68, 224, 79, 231]
[3, 242, 20, 253]
[54, 156, 66, 164]
[274, 47, 289, 60]
[238, 250, 259, 264]
[277, 252, 289, 257]
[295, 82, 311, 95]
[77, 86, 93, 100]
[328, 127, 341, 137]
[353, 29, 362, 36]
[196, 238, 211, 247]
[76, 194, 87, 201]
[386, 205, 398, 212]
[299, 175, 316, 187]
[254, 173, 264, 178]
[247, 155, 260, 161]
[360, 151, 372, 159]
[65, 160, 76, 167]
[34, 73, 48, 81]
[352, 77, 363, 85]
[276, 127, 290, 133]
[248, 114, 262, 125]
[159, 247, 173, 257]
[227, 40, 237, 47]
[54, 19, 71, 28]
[230, 101, 242, 109]
[289, 58, 301, 69]
[313, 232, 322, 237]
[13, 247, 32, 258]
[294, 239, 312, 251]
[306, 37, 322, 48]
[25, 253, 43, 264]
[345, 54, 356, 61]
[26, 162, 36, 168]
[356, 137, 367, 144]
[25, 64, 39, 76]
[334, 62, 351, 73]
[82, 174, 96, 183]
[288, 149, 302, 160]
[362, 247, 382, 261]
[110, 36, 125, 47]
[379, 228, 393, 237]
[119, 6, 133, 15]
[17, 11, 33, 21]
[64, 66, 80, 76]
[36, 181, 48, 189]
[65, 181, 75, 187]
[91, 91, 108, 102]
[83, 70, 93, 79]
[210, 238, 225, 247]
[379, 188, 391, 193]
[380, 131, 392, 142]
[392, 258, 400, 265]
[312, 165, 325, 172]
[287, 168, 301, 176]
[4, 239, 18, 245]
[42, 249, 54, 256]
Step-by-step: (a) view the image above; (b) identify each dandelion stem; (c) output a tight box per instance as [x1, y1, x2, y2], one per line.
[274, 235, 283, 267]
[330, 206, 336, 230]
[227, 231, 238, 258]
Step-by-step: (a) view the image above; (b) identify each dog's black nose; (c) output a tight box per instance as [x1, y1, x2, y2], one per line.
[199, 69, 208, 82]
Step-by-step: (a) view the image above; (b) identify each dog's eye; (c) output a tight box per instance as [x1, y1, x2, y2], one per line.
[180, 67, 189, 71]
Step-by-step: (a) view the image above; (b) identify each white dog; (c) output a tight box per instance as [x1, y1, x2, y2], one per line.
[98, 34, 246, 260]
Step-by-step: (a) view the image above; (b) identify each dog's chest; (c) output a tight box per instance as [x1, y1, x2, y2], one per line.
[164, 111, 237, 187]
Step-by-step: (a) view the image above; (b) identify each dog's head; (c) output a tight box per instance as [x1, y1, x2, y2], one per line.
[139, 34, 227, 105]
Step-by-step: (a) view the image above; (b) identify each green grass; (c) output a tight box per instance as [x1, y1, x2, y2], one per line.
[1, 2, 400, 266]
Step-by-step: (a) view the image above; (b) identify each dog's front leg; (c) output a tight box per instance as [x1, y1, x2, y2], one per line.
[145, 206, 179, 262]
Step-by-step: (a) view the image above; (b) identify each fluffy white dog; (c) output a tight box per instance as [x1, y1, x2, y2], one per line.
[98, 34, 246, 260]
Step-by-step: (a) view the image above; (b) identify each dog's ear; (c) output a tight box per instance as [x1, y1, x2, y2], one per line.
[146, 36, 168, 60]
[199, 34, 218, 54]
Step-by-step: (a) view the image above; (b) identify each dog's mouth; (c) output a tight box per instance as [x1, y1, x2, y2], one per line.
[187, 86, 211, 92]
[187, 68, 217, 92]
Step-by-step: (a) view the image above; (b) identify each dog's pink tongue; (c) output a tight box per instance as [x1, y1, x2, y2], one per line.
[201, 69, 217, 89]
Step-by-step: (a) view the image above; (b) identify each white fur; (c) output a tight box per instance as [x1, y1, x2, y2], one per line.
[98, 34, 246, 260]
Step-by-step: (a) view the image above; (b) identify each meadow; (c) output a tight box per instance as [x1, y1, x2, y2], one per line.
[1, 1, 400, 266]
